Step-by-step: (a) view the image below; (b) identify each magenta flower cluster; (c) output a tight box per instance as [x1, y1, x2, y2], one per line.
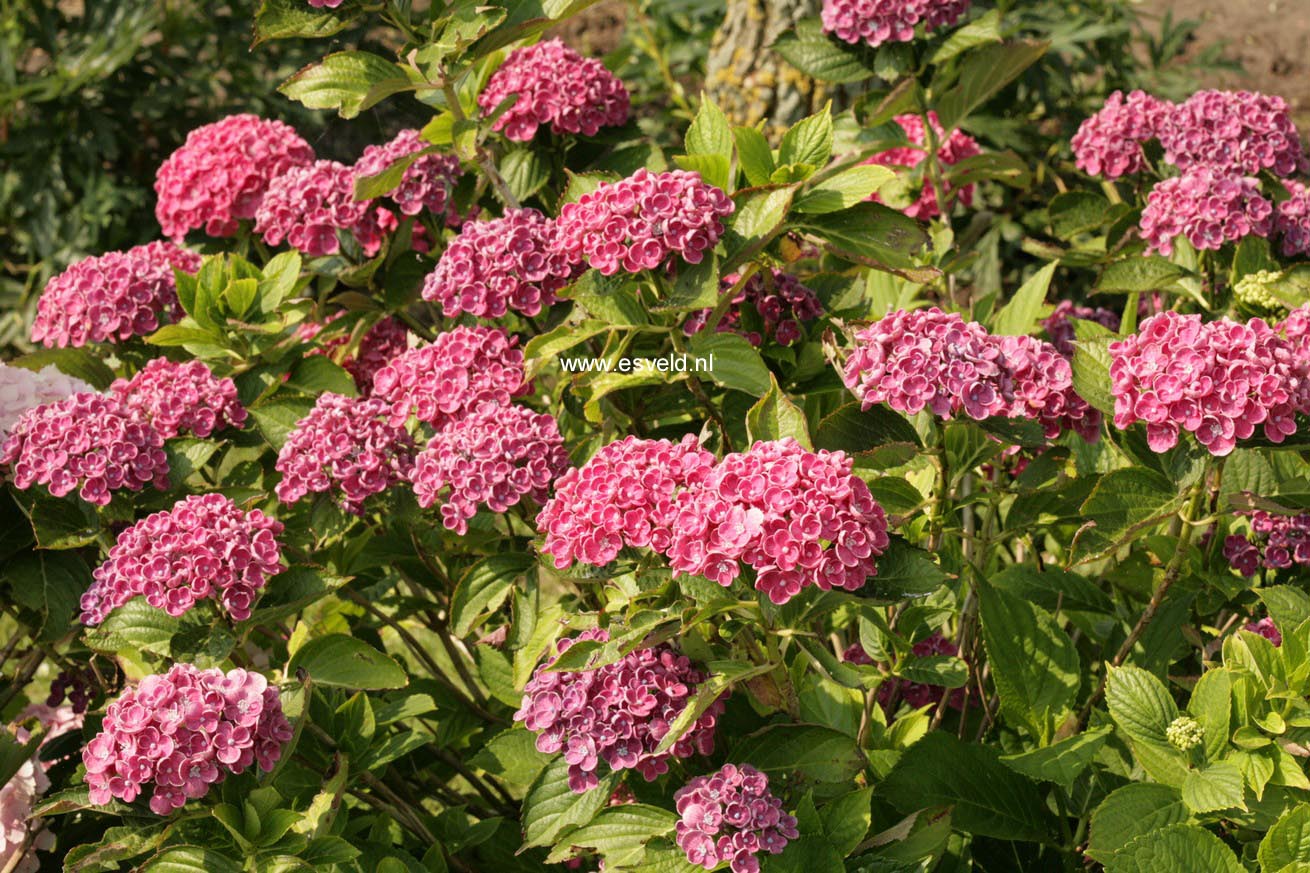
[2, 393, 170, 506]
[864, 112, 981, 218]
[1276, 180, 1310, 258]
[154, 114, 314, 240]
[371, 326, 528, 428]
[1041, 300, 1121, 358]
[556, 169, 734, 275]
[274, 393, 416, 515]
[110, 358, 246, 440]
[1108, 310, 1310, 455]
[478, 39, 630, 142]
[537, 434, 718, 569]
[842, 308, 1096, 440]
[306, 0, 343, 7]
[410, 404, 570, 535]
[821, 0, 971, 48]
[1071, 90, 1171, 179]
[421, 208, 579, 318]
[665, 439, 891, 604]
[515, 629, 726, 793]
[83, 665, 292, 815]
[79, 493, 283, 626]
[32, 242, 202, 348]
[1245, 617, 1283, 646]
[254, 160, 396, 258]
[673, 763, 798, 873]
[298, 315, 411, 398]
[1223, 510, 1310, 576]
[1139, 167, 1273, 256]
[845, 631, 967, 714]
[1159, 90, 1307, 177]
[354, 128, 463, 221]
[684, 270, 824, 347]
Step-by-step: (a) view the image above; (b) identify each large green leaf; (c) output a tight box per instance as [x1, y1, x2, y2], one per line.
[990, 261, 1056, 337]
[799, 202, 930, 272]
[451, 553, 534, 637]
[83, 597, 183, 656]
[1260, 804, 1310, 873]
[999, 726, 1111, 789]
[1104, 823, 1244, 873]
[1105, 666, 1189, 785]
[689, 331, 772, 397]
[1087, 784, 1190, 863]
[545, 805, 677, 867]
[1095, 256, 1193, 294]
[934, 40, 1050, 132]
[746, 374, 812, 447]
[1182, 761, 1246, 814]
[1072, 469, 1183, 563]
[139, 846, 243, 873]
[729, 724, 866, 786]
[287, 635, 408, 689]
[772, 19, 879, 83]
[279, 51, 410, 119]
[253, 0, 366, 43]
[521, 757, 617, 848]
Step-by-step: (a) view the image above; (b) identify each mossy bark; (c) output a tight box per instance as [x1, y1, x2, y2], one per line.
[705, 0, 829, 134]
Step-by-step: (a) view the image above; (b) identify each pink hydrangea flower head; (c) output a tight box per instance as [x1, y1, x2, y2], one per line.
[307, 0, 344, 7]
[478, 39, 630, 142]
[1245, 616, 1283, 646]
[536, 434, 718, 569]
[110, 358, 246, 440]
[1139, 167, 1272, 256]
[556, 169, 734, 275]
[674, 763, 798, 873]
[665, 439, 891, 605]
[371, 326, 529, 427]
[254, 160, 398, 258]
[864, 112, 981, 219]
[1275, 179, 1310, 258]
[297, 315, 411, 398]
[515, 629, 726, 793]
[274, 393, 416, 515]
[845, 631, 968, 714]
[842, 307, 1096, 440]
[1108, 311, 1310, 456]
[155, 114, 315, 240]
[32, 242, 202, 348]
[82, 664, 293, 815]
[410, 404, 570, 535]
[2, 393, 169, 506]
[354, 129, 463, 221]
[80, 493, 283, 626]
[684, 270, 823, 347]
[1, 706, 84, 872]
[1157, 89, 1307, 177]
[0, 363, 94, 439]
[1072, 90, 1172, 178]
[821, 0, 971, 47]
[421, 208, 580, 318]
[1041, 300, 1121, 358]
[1224, 509, 1310, 577]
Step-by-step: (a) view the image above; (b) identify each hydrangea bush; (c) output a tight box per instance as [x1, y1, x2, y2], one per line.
[5, 2, 1310, 873]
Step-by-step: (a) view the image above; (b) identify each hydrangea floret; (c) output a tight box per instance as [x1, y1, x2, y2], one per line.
[1157, 89, 1307, 177]
[1071, 90, 1172, 179]
[110, 358, 246, 440]
[1139, 167, 1272, 256]
[478, 39, 630, 142]
[298, 315, 412, 397]
[821, 0, 971, 48]
[673, 763, 799, 873]
[1223, 509, 1310, 575]
[684, 270, 823, 347]
[254, 160, 396, 258]
[353, 129, 463, 220]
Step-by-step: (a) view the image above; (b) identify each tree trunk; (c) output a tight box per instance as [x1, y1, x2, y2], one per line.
[705, 0, 830, 134]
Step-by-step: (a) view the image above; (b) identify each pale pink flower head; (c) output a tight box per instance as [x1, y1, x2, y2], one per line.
[0, 363, 94, 439]
[80, 493, 284, 625]
[410, 404, 570, 535]
[2, 393, 170, 506]
[32, 242, 202, 348]
[1072, 90, 1172, 179]
[370, 326, 529, 428]
[1139, 167, 1272, 256]
[82, 664, 293, 815]
[536, 434, 718, 569]
[254, 159, 398, 258]
[154, 114, 315, 240]
[479, 39, 630, 142]
[1158, 89, 1307, 177]
[556, 169, 734, 275]
[421, 208, 580, 319]
[821, 0, 971, 47]
[274, 393, 417, 515]
[515, 629, 726, 793]
[110, 358, 246, 439]
[864, 112, 981, 218]
[354, 129, 464, 221]
[674, 763, 798, 873]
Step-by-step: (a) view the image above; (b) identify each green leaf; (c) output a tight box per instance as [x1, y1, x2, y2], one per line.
[1095, 256, 1192, 294]
[1072, 469, 1183, 563]
[991, 261, 1057, 336]
[780, 105, 834, 169]
[249, 397, 316, 451]
[813, 401, 921, 455]
[794, 164, 894, 214]
[685, 96, 733, 161]
[1104, 823, 1243, 873]
[863, 538, 947, 602]
[139, 847, 243, 873]
[501, 149, 552, 202]
[1106, 666, 1178, 747]
[879, 731, 1052, 842]
[725, 186, 795, 268]
[1188, 668, 1231, 763]
[286, 356, 358, 397]
[689, 331, 771, 397]
[83, 597, 183, 656]
[1087, 784, 1190, 863]
[253, 0, 366, 43]
[822, 787, 873, 855]
[1071, 335, 1116, 415]
[1049, 191, 1111, 240]
[287, 634, 408, 689]
[1182, 761, 1247, 813]
[145, 323, 225, 349]
[747, 374, 812, 447]
[24, 493, 98, 549]
[999, 726, 1112, 789]
[451, 553, 533, 637]
[734, 127, 776, 188]
[1260, 804, 1310, 872]
[673, 153, 731, 196]
[772, 19, 879, 84]
[934, 40, 1050, 133]
[61, 823, 169, 872]
[468, 727, 553, 789]
[279, 51, 409, 119]
[521, 756, 617, 848]
[8, 347, 115, 390]
[729, 724, 866, 786]
[653, 661, 768, 755]
[798, 202, 930, 272]
[978, 582, 1080, 741]
[1259, 587, 1310, 633]
[545, 805, 677, 867]
[931, 9, 1003, 63]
